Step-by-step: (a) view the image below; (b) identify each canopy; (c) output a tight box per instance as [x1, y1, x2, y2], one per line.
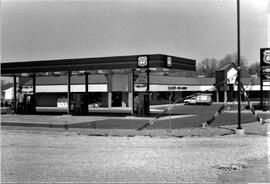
[1, 54, 196, 75]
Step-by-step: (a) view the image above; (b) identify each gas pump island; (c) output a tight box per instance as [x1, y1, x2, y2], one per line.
[1, 54, 196, 116]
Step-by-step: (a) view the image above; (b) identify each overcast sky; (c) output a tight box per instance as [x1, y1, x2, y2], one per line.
[1, 0, 269, 65]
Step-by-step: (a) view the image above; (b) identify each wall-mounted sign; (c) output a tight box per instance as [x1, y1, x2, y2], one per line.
[135, 84, 147, 88]
[226, 68, 238, 84]
[167, 56, 172, 68]
[135, 84, 147, 92]
[137, 56, 149, 68]
[168, 86, 187, 91]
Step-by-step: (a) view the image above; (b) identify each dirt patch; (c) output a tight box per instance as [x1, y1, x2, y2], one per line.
[217, 157, 270, 183]
[214, 163, 247, 172]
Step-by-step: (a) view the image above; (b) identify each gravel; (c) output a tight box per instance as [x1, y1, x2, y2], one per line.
[1, 129, 269, 183]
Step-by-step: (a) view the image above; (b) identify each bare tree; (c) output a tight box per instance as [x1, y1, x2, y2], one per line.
[219, 53, 249, 77]
[247, 62, 260, 76]
[197, 58, 218, 77]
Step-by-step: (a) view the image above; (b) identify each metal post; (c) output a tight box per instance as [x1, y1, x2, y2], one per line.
[260, 50, 263, 110]
[224, 84, 227, 102]
[169, 92, 172, 132]
[146, 68, 150, 115]
[107, 73, 112, 108]
[131, 69, 134, 116]
[216, 90, 219, 102]
[236, 0, 242, 129]
[13, 76, 17, 114]
[67, 71, 71, 114]
[146, 69, 150, 92]
[85, 72, 89, 115]
[32, 73, 36, 113]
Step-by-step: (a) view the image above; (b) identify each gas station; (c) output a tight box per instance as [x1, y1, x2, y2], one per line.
[1, 54, 196, 116]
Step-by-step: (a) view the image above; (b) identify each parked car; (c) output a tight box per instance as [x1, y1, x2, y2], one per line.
[184, 96, 197, 105]
[184, 94, 212, 105]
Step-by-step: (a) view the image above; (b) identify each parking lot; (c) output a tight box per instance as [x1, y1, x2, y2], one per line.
[1, 103, 269, 131]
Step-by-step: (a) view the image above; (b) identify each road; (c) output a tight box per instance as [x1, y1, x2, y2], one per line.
[1, 129, 269, 183]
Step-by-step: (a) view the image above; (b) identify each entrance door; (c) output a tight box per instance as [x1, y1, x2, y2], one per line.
[112, 92, 122, 107]
[71, 93, 88, 115]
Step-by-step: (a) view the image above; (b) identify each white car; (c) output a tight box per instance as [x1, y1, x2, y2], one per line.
[184, 96, 197, 105]
[184, 94, 212, 105]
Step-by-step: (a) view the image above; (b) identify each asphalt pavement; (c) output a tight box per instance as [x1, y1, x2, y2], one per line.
[1, 104, 269, 130]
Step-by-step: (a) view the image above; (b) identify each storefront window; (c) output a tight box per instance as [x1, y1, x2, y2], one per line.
[157, 92, 170, 101]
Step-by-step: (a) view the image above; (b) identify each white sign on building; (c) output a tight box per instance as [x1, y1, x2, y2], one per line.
[227, 68, 238, 84]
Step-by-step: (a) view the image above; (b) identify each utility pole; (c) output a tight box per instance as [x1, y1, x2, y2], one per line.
[236, 0, 244, 134]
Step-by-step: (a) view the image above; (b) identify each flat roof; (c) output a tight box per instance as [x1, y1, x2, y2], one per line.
[1, 54, 196, 75]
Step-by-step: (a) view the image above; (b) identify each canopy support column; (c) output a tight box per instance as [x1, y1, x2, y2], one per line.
[216, 90, 219, 102]
[85, 72, 89, 115]
[13, 76, 17, 114]
[130, 69, 134, 115]
[106, 73, 112, 108]
[145, 68, 150, 115]
[67, 71, 71, 114]
[32, 73, 36, 113]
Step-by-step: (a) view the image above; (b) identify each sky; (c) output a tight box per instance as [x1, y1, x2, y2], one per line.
[1, 0, 269, 65]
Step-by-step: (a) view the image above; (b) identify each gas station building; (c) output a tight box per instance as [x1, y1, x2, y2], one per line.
[1, 54, 196, 115]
